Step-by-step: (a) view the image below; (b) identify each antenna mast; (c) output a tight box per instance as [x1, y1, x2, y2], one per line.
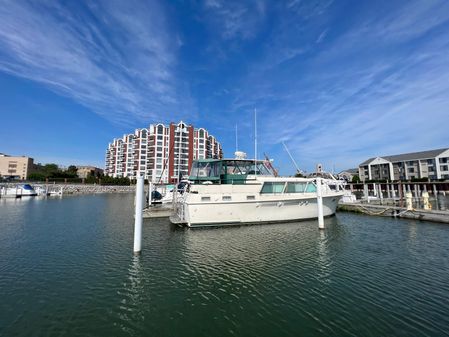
[282, 141, 303, 174]
[254, 108, 257, 176]
[235, 124, 238, 152]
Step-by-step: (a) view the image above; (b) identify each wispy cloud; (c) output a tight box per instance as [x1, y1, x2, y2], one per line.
[225, 0, 449, 172]
[202, 0, 266, 40]
[316, 29, 328, 44]
[0, 0, 194, 126]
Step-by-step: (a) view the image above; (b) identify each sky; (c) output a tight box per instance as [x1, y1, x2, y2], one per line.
[0, 0, 448, 174]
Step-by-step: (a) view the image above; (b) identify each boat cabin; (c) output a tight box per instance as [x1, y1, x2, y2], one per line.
[189, 159, 273, 184]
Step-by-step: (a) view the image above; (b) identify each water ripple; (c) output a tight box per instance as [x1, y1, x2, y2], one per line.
[1, 195, 449, 336]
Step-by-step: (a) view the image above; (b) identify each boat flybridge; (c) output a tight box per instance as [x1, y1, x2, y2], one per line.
[170, 156, 345, 227]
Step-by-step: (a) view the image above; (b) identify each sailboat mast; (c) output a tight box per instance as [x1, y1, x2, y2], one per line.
[254, 107, 257, 176]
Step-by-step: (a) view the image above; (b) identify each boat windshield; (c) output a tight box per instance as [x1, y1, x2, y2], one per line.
[223, 160, 273, 176]
[190, 161, 221, 179]
[189, 159, 274, 184]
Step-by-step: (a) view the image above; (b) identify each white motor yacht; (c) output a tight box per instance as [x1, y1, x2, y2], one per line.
[171, 158, 344, 227]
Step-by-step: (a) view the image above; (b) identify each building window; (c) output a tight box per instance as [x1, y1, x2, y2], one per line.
[408, 167, 414, 173]
[441, 165, 448, 171]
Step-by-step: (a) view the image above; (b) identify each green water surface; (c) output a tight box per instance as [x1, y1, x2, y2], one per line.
[1, 194, 448, 336]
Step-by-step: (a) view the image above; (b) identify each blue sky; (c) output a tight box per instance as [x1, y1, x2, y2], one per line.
[0, 0, 448, 174]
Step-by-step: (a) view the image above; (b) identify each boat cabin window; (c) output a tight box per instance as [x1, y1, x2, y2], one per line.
[286, 182, 317, 193]
[222, 196, 232, 201]
[190, 161, 221, 178]
[247, 195, 255, 200]
[286, 182, 307, 193]
[305, 183, 317, 193]
[201, 196, 211, 202]
[260, 182, 285, 194]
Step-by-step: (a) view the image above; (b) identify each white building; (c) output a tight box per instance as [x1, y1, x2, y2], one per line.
[359, 148, 449, 182]
[105, 121, 222, 183]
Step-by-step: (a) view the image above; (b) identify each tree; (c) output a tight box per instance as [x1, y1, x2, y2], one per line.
[67, 165, 78, 174]
[352, 175, 361, 183]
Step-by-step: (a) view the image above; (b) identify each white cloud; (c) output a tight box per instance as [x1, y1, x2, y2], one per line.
[0, 0, 194, 126]
[227, 0, 449, 172]
[202, 0, 266, 40]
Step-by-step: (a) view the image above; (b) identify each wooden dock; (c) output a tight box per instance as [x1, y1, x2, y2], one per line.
[338, 203, 449, 224]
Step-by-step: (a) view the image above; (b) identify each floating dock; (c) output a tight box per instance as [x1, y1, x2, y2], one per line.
[338, 203, 449, 224]
[143, 204, 173, 219]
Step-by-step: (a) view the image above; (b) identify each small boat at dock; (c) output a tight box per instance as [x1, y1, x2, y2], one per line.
[0, 184, 38, 198]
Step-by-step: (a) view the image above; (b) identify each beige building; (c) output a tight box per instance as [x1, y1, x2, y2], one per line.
[0, 153, 34, 180]
[76, 166, 104, 179]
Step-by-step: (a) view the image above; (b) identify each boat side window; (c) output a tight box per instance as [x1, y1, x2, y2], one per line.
[286, 182, 307, 193]
[305, 183, 317, 193]
[260, 182, 285, 194]
[201, 196, 211, 202]
[246, 195, 255, 200]
[222, 196, 232, 201]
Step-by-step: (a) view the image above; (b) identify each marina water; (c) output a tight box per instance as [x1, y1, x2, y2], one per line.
[1, 194, 449, 336]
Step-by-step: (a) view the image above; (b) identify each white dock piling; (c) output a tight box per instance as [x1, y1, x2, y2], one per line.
[405, 192, 413, 210]
[316, 178, 324, 230]
[133, 177, 144, 255]
[422, 191, 430, 210]
[148, 182, 153, 206]
[391, 184, 396, 198]
[378, 184, 383, 203]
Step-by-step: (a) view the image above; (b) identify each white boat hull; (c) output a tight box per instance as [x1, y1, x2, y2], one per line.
[1, 185, 37, 197]
[180, 194, 341, 227]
